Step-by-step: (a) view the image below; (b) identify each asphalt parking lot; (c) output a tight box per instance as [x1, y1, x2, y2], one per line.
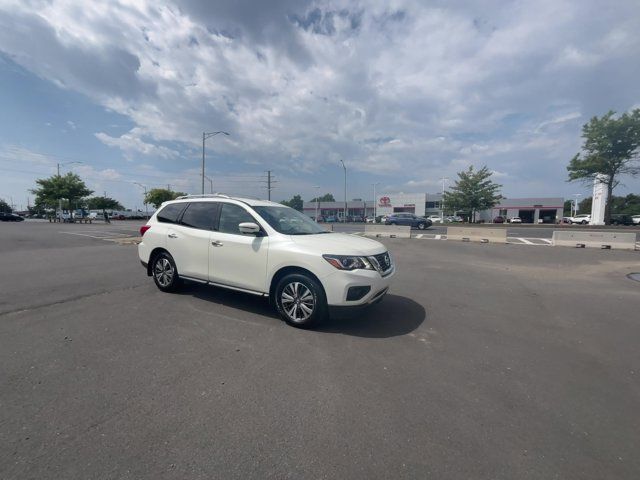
[1, 221, 640, 479]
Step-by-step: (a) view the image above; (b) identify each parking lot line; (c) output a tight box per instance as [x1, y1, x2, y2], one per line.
[59, 231, 132, 239]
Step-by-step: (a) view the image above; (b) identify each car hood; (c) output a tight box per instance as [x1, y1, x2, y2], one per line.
[290, 233, 387, 256]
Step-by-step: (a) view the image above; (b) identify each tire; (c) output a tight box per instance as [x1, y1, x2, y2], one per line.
[581, 220, 587, 225]
[275, 273, 327, 329]
[151, 251, 181, 292]
[417, 222, 426, 230]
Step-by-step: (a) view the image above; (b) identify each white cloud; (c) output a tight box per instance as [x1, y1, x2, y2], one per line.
[0, 0, 639, 201]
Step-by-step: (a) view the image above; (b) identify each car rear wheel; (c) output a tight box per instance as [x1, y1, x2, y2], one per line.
[152, 252, 181, 292]
[581, 220, 587, 225]
[275, 273, 327, 328]
[417, 222, 426, 230]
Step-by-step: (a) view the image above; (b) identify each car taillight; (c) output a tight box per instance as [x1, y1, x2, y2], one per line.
[140, 225, 151, 236]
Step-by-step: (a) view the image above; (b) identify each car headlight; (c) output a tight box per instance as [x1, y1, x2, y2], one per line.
[323, 254, 374, 271]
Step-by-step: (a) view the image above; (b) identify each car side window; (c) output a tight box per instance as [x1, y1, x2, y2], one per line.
[157, 203, 186, 224]
[180, 202, 219, 230]
[217, 203, 257, 234]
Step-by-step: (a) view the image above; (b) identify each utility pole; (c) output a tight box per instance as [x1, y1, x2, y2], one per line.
[267, 170, 272, 200]
[340, 159, 347, 222]
[573, 193, 582, 217]
[204, 175, 213, 194]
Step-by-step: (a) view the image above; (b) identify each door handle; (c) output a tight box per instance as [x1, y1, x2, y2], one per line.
[211, 240, 223, 247]
[168, 233, 178, 238]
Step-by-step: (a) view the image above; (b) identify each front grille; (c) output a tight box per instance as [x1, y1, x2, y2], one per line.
[372, 252, 393, 275]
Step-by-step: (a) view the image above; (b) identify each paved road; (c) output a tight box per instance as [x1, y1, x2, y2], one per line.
[2, 221, 640, 479]
[331, 222, 640, 240]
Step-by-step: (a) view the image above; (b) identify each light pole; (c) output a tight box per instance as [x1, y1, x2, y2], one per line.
[202, 131, 230, 195]
[313, 185, 320, 222]
[57, 161, 82, 221]
[573, 193, 582, 217]
[204, 175, 214, 194]
[340, 159, 347, 222]
[371, 182, 380, 221]
[134, 182, 149, 219]
[440, 177, 449, 220]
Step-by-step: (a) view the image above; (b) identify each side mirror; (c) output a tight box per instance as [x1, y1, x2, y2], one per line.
[238, 222, 261, 235]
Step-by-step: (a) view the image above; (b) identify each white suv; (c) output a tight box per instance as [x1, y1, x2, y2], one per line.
[138, 195, 395, 328]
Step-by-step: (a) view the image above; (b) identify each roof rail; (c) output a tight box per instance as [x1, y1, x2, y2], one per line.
[174, 193, 231, 200]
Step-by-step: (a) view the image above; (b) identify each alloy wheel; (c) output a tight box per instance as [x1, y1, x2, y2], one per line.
[281, 281, 315, 322]
[154, 257, 174, 287]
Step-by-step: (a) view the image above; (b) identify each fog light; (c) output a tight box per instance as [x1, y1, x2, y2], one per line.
[346, 286, 371, 301]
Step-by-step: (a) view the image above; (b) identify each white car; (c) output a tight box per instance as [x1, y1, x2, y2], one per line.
[426, 215, 444, 224]
[509, 217, 522, 223]
[138, 195, 395, 328]
[632, 215, 640, 225]
[570, 214, 591, 225]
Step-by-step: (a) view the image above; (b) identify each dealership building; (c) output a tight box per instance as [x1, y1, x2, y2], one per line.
[303, 194, 564, 223]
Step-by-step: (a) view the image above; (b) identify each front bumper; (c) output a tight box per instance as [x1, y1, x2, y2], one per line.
[321, 265, 395, 308]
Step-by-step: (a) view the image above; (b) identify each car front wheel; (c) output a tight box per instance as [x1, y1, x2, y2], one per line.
[581, 220, 587, 225]
[417, 222, 426, 230]
[152, 252, 181, 292]
[275, 273, 327, 328]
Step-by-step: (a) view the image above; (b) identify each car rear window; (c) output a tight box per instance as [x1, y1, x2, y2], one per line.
[157, 203, 186, 224]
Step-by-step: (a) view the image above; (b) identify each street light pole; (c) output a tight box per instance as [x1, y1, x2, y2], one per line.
[440, 177, 449, 220]
[573, 193, 582, 217]
[202, 131, 230, 195]
[372, 182, 380, 221]
[340, 159, 346, 223]
[204, 175, 214, 194]
[134, 182, 149, 219]
[313, 185, 320, 222]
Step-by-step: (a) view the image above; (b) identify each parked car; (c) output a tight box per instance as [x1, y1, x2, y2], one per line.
[426, 214, 443, 223]
[559, 217, 572, 224]
[493, 216, 505, 223]
[0, 212, 24, 222]
[610, 214, 635, 226]
[365, 216, 376, 223]
[138, 195, 395, 328]
[632, 215, 640, 225]
[509, 217, 522, 224]
[447, 215, 463, 223]
[569, 214, 591, 225]
[384, 213, 432, 230]
[324, 216, 337, 223]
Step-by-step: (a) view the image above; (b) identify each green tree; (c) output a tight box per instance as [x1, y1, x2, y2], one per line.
[442, 166, 503, 222]
[0, 199, 11, 213]
[578, 197, 592, 214]
[567, 109, 640, 224]
[281, 194, 304, 211]
[578, 194, 640, 216]
[86, 196, 124, 214]
[310, 193, 335, 202]
[31, 172, 93, 211]
[144, 188, 186, 208]
[563, 199, 574, 216]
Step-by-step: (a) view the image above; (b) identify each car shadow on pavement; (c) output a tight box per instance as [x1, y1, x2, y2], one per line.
[177, 284, 425, 338]
[316, 294, 425, 338]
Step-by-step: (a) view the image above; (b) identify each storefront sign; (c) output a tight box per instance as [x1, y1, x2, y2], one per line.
[379, 196, 391, 207]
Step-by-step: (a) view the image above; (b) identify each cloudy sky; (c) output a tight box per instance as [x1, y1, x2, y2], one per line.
[1, 0, 639, 210]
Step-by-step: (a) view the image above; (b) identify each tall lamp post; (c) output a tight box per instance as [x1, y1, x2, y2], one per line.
[440, 176, 449, 220]
[371, 182, 380, 221]
[57, 161, 82, 221]
[204, 175, 214, 194]
[573, 193, 582, 217]
[134, 182, 149, 219]
[340, 159, 347, 223]
[202, 131, 230, 195]
[313, 185, 320, 222]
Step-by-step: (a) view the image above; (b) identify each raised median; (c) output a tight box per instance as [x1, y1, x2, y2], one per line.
[552, 230, 637, 250]
[446, 226, 507, 244]
[364, 224, 412, 238]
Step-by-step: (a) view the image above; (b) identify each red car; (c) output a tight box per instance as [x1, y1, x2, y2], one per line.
[493, 216, 505, 223]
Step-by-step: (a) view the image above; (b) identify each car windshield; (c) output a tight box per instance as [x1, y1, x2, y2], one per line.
[253, 206, 330, 235]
